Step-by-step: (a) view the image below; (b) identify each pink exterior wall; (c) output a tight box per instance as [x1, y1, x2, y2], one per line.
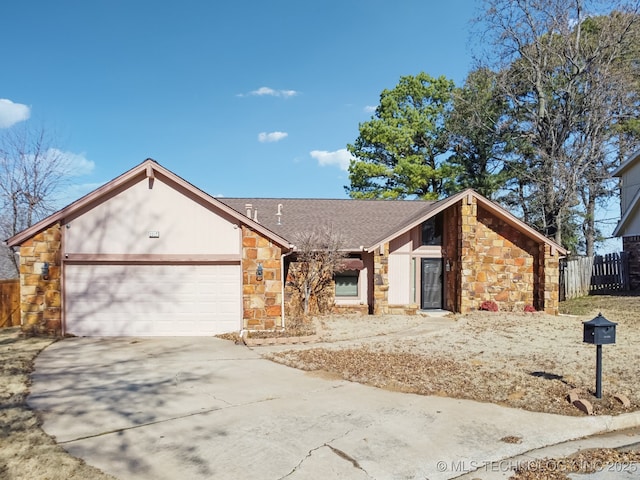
[65, 176, 241, 256]
[388, 225, 442, 308]
[388, 232, 412, 305]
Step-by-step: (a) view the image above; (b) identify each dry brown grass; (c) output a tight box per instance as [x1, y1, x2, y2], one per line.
[511, 448, 640, 480]
[268, 294, 640, 417]
[1, 294, 639, 480]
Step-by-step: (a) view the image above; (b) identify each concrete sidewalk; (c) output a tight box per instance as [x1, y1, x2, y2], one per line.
[29, 337, 640, 480]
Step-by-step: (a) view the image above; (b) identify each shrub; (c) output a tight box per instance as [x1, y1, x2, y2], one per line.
[479, 300, 499, 312]
[524, 304, 537, 313]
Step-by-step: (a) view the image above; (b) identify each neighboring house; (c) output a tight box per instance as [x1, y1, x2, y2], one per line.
[612, 148, 640, 289]
[6, 159, 566, 337]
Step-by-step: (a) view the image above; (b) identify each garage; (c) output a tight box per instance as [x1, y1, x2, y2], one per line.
[64, 263, 241, 336]
[7, 160, 291, 336]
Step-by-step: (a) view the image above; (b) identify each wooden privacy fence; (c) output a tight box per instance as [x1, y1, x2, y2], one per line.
[0, 279, 20, 328]
[560, 253, 630, 300]
[591, 252, 630, 293]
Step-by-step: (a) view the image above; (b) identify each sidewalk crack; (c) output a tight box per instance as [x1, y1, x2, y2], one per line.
[278, 428, 374, 479]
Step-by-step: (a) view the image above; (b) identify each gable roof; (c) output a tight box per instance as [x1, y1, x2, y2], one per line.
[611, 149, 640, 237]
[613, 186, 640, 237]
[218, 197, 438, 250]
[6, 159, 291, 248]
[220, 189, 567, 255]
[7, 159, 567, 256]
[611, 148, 640, 177]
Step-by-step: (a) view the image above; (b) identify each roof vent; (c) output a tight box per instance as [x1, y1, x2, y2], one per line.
[253, 208, 259, 223]
[276, 203, 283, 225]
[245, 203, 252, 218]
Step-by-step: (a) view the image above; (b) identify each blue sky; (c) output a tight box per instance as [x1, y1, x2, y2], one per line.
[1, 0, 478, 200]
[0, 1, 622, 251]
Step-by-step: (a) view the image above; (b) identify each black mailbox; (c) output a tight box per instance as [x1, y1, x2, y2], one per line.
[583, 313, 617, 345]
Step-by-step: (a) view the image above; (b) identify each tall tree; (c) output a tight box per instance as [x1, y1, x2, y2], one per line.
[446, 67, 512, 199]
[346, 73, 456, 199]
[0, 124, 70, 274]
[576, 12, 640, 255]
[478, 0, 640, 251]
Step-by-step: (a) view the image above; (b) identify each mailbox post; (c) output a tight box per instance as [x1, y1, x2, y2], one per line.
[582, 313, 617, 399]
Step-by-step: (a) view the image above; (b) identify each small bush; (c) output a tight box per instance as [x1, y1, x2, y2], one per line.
[524, 304, 537, 313]
[479, 300, 499, 312]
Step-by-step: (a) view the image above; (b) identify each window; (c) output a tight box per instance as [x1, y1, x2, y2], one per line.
[421, 213, 443, 246]
[335, 270, 359, 297]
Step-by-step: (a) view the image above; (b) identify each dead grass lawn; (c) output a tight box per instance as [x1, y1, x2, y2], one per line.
[1, 294, 639, 480]
[268, 294, 640, 417]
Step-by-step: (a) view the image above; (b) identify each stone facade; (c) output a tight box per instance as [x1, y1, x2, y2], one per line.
[332, 304, 369, 315]
[456, 196, 559, 314]
[18, 223, 62, 335]
[372, 243, 390, 315]
[540, 243, 560, 314]
[623, 236, 640, 290]
[241, 226, 283, 330]
[13, 197, 563, 337]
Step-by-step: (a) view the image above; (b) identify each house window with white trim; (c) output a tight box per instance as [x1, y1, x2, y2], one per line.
[335, 270, 359, 297]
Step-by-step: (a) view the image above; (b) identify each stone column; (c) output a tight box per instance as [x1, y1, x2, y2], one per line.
[373, 243, 389, 315]
[18, 224, 62, 335]
[241, 226, 282, 330]
[459, 196, 478, 313]
[541, 244, 560, 315]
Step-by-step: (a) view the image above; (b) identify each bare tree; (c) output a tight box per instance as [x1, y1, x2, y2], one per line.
[477, 0, 640, 252]
[0, 124, 71, 274]
[286, 224, 347, 317]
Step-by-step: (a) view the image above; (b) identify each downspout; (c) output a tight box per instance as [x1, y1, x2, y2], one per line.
[60, 222, 66, 337]
[280, 247, 295, 329]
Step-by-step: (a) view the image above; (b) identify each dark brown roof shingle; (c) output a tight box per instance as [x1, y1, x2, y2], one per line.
[219, 198, 441, 250]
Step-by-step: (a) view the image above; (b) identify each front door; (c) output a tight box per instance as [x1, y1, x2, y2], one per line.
[421, 258, 443, 309]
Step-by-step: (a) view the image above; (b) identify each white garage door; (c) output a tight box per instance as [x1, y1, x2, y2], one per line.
[64, 264, 241, 336]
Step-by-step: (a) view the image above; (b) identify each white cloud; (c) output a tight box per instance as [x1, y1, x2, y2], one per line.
[310, 148, 353, 171]
[364, 105, 377, 113]
[239, 86, 299, 98]
[51, 149, 95, 176]
[0, 99, 30, 128]
[258, 131, 288, 143]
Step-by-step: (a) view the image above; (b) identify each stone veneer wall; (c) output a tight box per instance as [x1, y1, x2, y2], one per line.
[372, 243, 389, 315]
[540, 243, 560, 315]
[241, 226, 283, 330]
[459, 196, 549, 313]
[332, 304, 369, 315]
[623, 236, 640, 290]
[18, 223, 62, 335]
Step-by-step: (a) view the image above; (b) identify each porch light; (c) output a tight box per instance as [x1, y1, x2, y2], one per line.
[41, 262, 50, 280]
[256, 263, 263, 281]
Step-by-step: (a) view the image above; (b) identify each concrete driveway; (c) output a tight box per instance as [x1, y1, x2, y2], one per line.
[28, 337, 639, 480]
